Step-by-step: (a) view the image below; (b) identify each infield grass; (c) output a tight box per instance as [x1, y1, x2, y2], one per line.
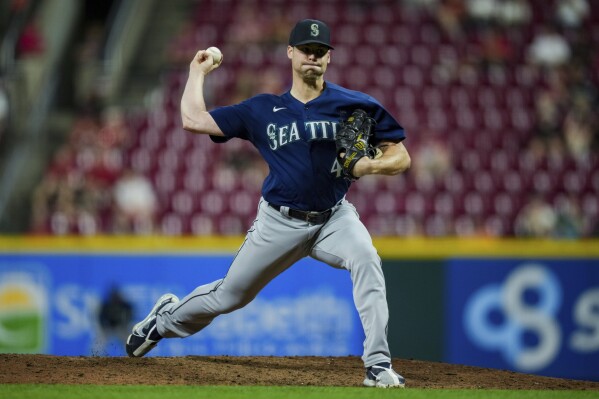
[1, 385, 598, 399]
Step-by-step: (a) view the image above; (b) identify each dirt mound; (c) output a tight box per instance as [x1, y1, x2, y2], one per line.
[1, 354, 597, 389]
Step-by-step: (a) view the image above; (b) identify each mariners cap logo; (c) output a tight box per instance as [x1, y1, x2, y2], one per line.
[289, 19, 334, 49]
[311, 23, 319, 37]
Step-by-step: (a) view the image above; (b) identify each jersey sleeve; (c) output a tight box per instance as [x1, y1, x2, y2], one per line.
[372, 105, 406, 144]
[332, 84, 406, 145]
[208, 101, 252, 143]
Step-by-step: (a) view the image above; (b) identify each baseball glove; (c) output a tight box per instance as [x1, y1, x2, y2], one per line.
[335, 109, 376, 180]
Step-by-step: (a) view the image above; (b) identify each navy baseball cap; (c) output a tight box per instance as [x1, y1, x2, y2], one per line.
[289, 19, 334, 49]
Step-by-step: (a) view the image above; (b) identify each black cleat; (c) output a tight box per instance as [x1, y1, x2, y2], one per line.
[363, 362, 406, 388]
[126, 293, 179, 357]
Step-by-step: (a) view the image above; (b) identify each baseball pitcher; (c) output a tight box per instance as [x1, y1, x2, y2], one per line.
[126, 19, 411, 388]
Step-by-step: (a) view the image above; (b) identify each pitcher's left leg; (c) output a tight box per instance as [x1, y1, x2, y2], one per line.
[310, 201, 391, 367]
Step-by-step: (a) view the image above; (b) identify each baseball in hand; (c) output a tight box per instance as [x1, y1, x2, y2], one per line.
[206, 46, 222, 65]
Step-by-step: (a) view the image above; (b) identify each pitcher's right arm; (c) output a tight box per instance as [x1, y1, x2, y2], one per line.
[181, 49, 225, 137]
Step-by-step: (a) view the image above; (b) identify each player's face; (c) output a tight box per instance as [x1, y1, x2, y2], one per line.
[288, 44, 330, 79]
[296, 44, 329, 59]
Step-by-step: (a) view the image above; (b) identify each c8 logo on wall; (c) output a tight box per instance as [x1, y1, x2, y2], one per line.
[464, 263, 562, 372]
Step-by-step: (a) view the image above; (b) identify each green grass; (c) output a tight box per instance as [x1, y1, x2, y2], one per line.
[1, 385, 597, 399]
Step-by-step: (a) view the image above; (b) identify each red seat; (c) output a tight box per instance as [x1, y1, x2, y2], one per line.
[160, 213, 187, 236]
[404, 191, 431, 217]
[378, 45, 406, 67]
[129, 148, 156, 174]
[463, 191, 491, 217]
[345, 66, 371, 91]
[493, 191, 521, 218]
[217, 215, 245, 235]
[424, 214, 452, 236]
[212, 167, 240, 193]
[373, 66, 397, 89]
[364, 214, 396, 236]
[229, 191, 257, 217]
[563, 170, 586, 194]
[473, 171, 495, 194]
[171, 190, 197, 216]
[158, 148, 182, 172]
[154, 170, 177, 195]
[582, 193, 598, 217]
[364, 25, 388, 45]
[190, 214, 215, 235]
[485, 215, 508, 237]
[373, 192, 397, 214]
[433, 192, 456, 217]
[200, 191, 226, 215]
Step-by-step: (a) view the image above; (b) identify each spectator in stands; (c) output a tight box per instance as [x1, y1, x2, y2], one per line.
[555, 0, 590, 28]
[522, 136, 548, 166]
[97, 106, 130, 151]
[30, 142, 78, 234]
[71, 114, 104, 152]
[514, 194, 557, 237]
[565, 61, 598, 107]
[33, 168, 105, 236]
[562, 93, 595, 162]
[76, 177, 104, 235]
[477, 25, 514, 69]
[567, 28, 594, 69]
[412, 135, 452, 187]
[546, 136, 567, 166]
[435, 0, 467, 40]
[111, 169, 158, 234]
[554, 195, 584, 238]
[31, 102, 135, 235]
[496, 0, 531, 27]
[454, 215, 493, 237]
[46, 175, 80, 235]
[533, 90, 563, 142]
[31, 98, 141, 235]
[403, 0, 439, 10]
[16, 16, 45, 103]
[526, 25, 571, 67]
[465, 0, 497, 29]
[465, 0, 531, 30]
[31, 173, 60, 234]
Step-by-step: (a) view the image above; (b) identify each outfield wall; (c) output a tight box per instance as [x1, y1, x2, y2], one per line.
[0, 237, 597, 381]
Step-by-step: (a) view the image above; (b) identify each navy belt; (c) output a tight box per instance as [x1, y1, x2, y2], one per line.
[269, 203, 333, 225]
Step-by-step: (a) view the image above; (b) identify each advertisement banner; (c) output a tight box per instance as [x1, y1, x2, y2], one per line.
[447, 259, 599, 381]
[0, 254, 362, 357]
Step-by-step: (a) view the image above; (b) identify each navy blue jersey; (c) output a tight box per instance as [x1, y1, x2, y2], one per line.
[209, 82, 406, 211]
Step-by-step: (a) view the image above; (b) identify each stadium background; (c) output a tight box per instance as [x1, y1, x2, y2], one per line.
[0, 0, 597, 383]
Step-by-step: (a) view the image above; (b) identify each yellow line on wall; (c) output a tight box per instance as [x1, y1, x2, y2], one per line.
[1, 236, 598, 259]
[0, 236, 245, 254]
[373, 237, 599, 258]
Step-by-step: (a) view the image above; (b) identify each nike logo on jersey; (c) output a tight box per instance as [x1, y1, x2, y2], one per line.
[272, 106, 287, 112]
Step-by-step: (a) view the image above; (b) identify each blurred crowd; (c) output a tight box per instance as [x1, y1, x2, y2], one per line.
[26, 0, 598, 237]
[30, 107, 160, 235]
